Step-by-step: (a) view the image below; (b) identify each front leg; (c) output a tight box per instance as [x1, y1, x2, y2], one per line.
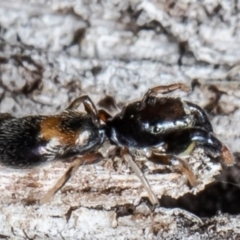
[165, 128, 234, 165]
[40, 152, 103, 204]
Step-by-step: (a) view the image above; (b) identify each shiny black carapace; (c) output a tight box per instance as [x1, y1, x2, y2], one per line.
[97, 83, 234, 205]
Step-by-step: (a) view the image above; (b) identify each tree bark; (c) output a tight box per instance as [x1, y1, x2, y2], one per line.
[0, 0, 240, 239]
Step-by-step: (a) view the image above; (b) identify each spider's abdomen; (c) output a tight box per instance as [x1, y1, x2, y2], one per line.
[0, 110, 104, 168]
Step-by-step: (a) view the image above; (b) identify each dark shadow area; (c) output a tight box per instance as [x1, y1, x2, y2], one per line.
[160, 152, 240, 217]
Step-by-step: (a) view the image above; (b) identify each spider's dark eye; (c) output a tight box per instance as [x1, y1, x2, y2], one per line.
[149, 125, 162, 134]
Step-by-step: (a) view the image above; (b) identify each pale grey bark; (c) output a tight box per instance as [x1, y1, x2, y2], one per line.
[0, 0, 240, 239]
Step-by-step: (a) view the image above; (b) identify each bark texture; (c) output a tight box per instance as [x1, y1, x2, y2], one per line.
[0, 0, 240, 239]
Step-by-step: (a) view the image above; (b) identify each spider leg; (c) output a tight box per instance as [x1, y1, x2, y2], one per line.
[148, 152, 197, 187]
[121, 148, 159, 207]
[40, 152, 103, 204]
[98, 109, 112, 123]
[143, 83, 189, 100]
[67, 95, 99, 123]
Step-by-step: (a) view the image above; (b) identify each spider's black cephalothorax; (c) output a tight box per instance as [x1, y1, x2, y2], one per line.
[97, 83, 233, 205]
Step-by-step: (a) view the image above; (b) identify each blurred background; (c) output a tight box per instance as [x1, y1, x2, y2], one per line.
[0, 0, 240, 238]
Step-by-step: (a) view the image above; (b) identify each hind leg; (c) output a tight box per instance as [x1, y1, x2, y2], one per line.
[40, 152, 103, 204]
[67, 95, 99, 123]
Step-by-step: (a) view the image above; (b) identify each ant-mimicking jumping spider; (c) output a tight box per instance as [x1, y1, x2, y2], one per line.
[0, 83, 233, 210]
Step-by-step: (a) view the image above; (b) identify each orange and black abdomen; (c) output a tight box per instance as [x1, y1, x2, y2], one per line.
[0, 116, 45, 167]
[0, 111, 104, 168]
[40, 115, 80, 146]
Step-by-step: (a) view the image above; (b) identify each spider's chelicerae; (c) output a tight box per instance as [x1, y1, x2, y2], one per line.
[0, 83, 233, 212]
